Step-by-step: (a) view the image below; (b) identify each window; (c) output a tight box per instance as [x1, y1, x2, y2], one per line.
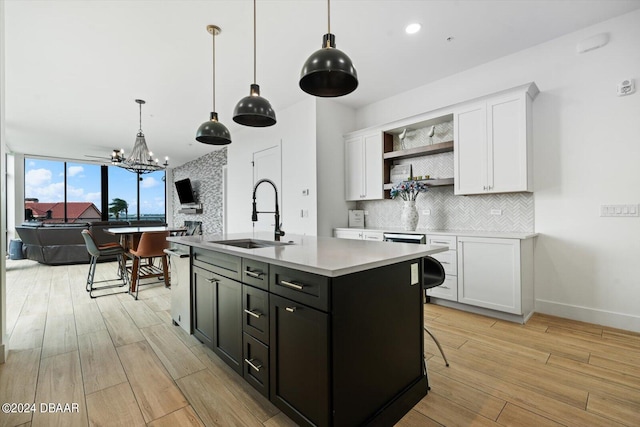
[24, 157, 165, 223]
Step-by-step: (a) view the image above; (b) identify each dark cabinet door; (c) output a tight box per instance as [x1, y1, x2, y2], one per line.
[192, 265, 215, 348]
[270, 294, 329, 427]
[213, 274, 243, 375]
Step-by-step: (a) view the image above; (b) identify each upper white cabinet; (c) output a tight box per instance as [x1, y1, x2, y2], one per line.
[345, 131, 383, 201]
[454, 83, 538, 195]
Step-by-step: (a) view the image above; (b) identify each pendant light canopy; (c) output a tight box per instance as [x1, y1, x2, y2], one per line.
[233, 0, 276, 127]
[299, 0, 358, 97]
[196, 25, 232, 145]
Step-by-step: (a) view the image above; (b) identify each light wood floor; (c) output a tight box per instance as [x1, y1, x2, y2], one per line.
[1, 259, 639, 427]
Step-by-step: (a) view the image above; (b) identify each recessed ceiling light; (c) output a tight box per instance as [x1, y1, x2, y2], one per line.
[405, 23, 421, 35]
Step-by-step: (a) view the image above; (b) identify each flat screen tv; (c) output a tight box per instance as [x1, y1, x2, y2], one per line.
[175, 178, 196, 205]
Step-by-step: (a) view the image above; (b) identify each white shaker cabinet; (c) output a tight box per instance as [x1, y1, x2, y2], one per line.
[425, 235, 458, 302]
[454, 83, 538, 195]
[457, 236, 534, 316]
[345, 131, 383, 201]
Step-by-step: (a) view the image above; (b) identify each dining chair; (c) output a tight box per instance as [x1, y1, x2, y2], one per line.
[422, 256, 450, 367]
[81, 230, 128, 298]
[127, 230, 170, 299]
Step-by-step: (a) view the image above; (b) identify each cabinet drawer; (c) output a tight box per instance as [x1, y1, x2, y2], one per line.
[243, 333, 269, 398]
[427, 235, 457, 250]
[429, 250, 457, 276]
[241, 258, 269, 290]
[270, 265, 329, 312]
[193, 247, 241, 281]
[426, 275, 457, 301]
[243, 285, 269, 345]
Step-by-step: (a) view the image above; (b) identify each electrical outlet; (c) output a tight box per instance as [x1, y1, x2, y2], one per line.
[364, 210, 369, 215]
[490, 209, 502, 215]
[422, 209, 431, 215]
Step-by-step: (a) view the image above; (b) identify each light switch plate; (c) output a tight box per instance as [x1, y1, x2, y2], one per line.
[600, 204, 639, 217]
[410, 263, 419, 286]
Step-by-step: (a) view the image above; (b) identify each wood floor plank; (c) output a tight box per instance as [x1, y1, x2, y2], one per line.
[548, 354, 640, 396]
[85, 382, 145, 427]
[428, 371, 506, 421]
[147, 406, 205, 427]
[32, 351, 88, 427]
[116, 340, 188, 422]
[101, 306, 145, 347]
[191, 345, 280, 422]
[21, 282, 51, 316]
[589, 354, 640, 379]
[587, 393, 640, 427]
[9, 313, 46, 351]
[77, 329, 127, 395]
[143, 294, 171, 313]
[0, 348, 41, 427]
[529, 313, 604, 335]
[413, 391, 499, 426]
[121, 299, 163, 328]
[73, 302, 107, 336]
[139, 323, 205, 380]
[176, 368, 263, 427]
[496, 403, 565, 427]
[395, 408, 443, 427]
[430, 354, 626, 427]
[41, 314, 78, 358]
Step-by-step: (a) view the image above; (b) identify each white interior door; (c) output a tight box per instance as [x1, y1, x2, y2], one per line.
[252, 144, 282, 232]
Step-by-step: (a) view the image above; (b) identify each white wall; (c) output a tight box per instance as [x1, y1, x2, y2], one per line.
[356, 10, 640, 331]
[226, 97, 317, 235]
[316, 99, 357, 237]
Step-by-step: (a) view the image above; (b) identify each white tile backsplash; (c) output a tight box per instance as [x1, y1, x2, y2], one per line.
[357, 187, 534, 233]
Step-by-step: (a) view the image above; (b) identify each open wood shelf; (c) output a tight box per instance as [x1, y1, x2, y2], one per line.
[383, 178, 454, 190]
[383, 141, 453, 160]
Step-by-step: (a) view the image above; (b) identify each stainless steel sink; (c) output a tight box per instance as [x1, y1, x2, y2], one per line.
[210, 238, 293, 249]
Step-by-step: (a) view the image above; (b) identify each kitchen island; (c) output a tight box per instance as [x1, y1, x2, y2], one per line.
[168, 232, 446, 427]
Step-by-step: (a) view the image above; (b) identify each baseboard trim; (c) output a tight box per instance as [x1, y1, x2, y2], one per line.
[536, 299, 640, 332]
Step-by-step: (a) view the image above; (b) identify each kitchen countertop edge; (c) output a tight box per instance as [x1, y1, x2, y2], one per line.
[168, 233, 446, 277]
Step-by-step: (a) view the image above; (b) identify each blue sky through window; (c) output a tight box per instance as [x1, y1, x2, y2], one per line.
[25, 158, 165, 217]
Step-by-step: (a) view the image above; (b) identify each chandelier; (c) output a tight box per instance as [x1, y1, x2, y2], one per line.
[112, 99, 168, 174]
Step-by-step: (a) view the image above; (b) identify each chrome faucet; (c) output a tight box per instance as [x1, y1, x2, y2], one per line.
[252, 178, 285, 241]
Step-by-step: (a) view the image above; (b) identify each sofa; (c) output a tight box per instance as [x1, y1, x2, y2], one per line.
[15, 220, 166, 265]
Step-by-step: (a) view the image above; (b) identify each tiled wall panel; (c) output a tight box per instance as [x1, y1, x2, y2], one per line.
[172, 149, 226, 235]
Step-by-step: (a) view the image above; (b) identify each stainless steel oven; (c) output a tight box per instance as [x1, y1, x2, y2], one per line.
[383, 233, 426, 244]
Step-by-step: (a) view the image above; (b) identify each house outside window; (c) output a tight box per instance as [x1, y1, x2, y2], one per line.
[24, 157, 166, 223]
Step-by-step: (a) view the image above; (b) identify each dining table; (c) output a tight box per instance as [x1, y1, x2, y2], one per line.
[105, 225, 187, 294]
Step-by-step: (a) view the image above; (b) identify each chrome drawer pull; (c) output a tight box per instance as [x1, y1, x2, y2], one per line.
[281, 280, 304, 290]
[440, 286, 450, 289]
[244, 309, 262, 319]
[285, 306, 297, 313]
[244, 358, 262, 372]
[245, 270, 264, 279]
[440, 261, 450, 264]
[206, 277, 219, 284]
[432, 241, 449, 245]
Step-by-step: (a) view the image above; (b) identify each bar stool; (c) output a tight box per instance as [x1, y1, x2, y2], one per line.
[127, 230, 170, 299]
[423, 256, 450, 367]
[81, 230, 128, 298]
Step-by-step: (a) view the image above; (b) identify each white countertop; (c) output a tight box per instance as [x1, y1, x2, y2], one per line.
[335, 227, 538, 240]
[168, 232, 446, 277]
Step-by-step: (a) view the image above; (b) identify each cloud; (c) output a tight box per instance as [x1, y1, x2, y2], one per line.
[67, 166, 84, 177]
[25, 182, 65, 202]
[25, 168, 53, 187]
[85, 192, 101, 202]
[140, 176, 160, 188]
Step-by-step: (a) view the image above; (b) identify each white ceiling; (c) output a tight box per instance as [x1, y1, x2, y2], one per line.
[4, 0, 640, 167]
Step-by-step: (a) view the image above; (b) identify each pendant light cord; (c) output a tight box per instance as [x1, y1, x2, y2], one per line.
[212, 30, 216, 112]
[327, 0, 331, 34]
[253, 0, 257, 84]
[138, 102, 142, 133]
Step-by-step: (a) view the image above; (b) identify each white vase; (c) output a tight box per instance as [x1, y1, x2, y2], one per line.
[401, 200, 419, 231]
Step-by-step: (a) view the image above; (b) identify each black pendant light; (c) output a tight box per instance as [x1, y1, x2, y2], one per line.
[196, 25, 232, 145]
[299, 0, 358, 97]
[233, 0, 276, 127]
